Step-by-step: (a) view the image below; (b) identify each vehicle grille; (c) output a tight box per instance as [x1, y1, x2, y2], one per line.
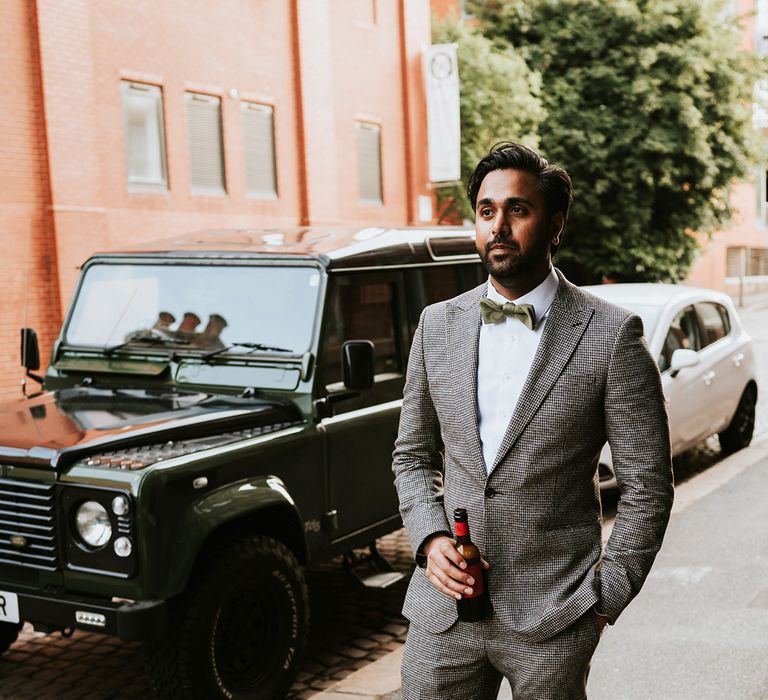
[0, 477, 59, 572]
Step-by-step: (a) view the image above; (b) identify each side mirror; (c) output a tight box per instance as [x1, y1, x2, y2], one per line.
[20, 328, 40, 371]
[342, 340, 374, 391]
[670, 348, 700, 377]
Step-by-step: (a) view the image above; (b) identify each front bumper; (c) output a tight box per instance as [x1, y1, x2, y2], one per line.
[5, 587, 167, 641]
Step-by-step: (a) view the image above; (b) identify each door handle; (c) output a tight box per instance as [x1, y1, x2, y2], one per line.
[703, 371, 715, 386]
[733, 352, 744, 367]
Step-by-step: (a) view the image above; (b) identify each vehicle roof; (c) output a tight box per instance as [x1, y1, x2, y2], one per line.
[90, 226, 480, 270]
[581, 282, 733, 307]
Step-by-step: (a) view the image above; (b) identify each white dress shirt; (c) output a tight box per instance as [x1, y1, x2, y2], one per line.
[477, 267, 560, 472]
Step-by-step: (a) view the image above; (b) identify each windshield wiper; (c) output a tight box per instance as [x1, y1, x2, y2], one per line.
[202, 341, 294, 361]
[104, 331, 192, 356]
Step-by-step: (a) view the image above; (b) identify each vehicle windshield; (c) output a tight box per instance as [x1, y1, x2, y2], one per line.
[64, 263, 322, 355]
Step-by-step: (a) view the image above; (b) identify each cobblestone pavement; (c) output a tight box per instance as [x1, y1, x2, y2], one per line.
[1, 295, 766, 699]
[0, 530, 414, 700]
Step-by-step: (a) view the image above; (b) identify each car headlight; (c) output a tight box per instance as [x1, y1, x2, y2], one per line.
[75, 501, 112, 548]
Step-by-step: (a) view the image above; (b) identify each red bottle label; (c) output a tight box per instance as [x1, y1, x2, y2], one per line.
[455, 521, 469, 537]
[463, 562, 485, 598]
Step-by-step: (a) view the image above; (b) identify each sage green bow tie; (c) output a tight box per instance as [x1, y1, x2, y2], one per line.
[479, 297, 536, 330]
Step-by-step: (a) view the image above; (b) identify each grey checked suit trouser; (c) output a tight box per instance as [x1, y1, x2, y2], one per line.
[392, 271, 674, 699]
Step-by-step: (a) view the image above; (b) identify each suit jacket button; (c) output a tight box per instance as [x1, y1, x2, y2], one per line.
[485, 487, 496, 498]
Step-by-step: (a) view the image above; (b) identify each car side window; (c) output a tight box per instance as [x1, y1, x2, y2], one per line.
[695, 302, 730, 348]
[659, 305, 701, 372]
[320, 274, 402, 389]
[404, 263, 485, 342]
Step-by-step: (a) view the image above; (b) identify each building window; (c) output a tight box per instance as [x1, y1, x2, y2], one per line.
[726, 246, 768, 278]
[120, 81, 168, 190]
[758, 0, 768, 54]
[756, 166, 768, 226]
[186, 92, 226, 194]
[242, 102, 277, 198]
[356, 122, 383, 205]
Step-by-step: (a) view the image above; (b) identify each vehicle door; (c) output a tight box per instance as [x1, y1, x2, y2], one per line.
[692, 301, 738, 433]
[658, 304, 710, 453]
[317, 271, 407, 543]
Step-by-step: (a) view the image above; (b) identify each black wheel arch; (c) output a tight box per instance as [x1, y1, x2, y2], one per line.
[196, 502, 309, 570]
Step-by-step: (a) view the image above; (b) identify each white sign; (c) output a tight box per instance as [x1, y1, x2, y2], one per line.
[418, 194, 433, 222]
[0, 590, 19, 624]
[424, 44, 461, 183]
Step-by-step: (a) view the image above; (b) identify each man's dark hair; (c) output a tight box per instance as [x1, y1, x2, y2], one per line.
[467, 141, 573, 255]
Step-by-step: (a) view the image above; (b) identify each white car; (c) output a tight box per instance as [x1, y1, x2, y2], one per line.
[582, 283, 758, 491]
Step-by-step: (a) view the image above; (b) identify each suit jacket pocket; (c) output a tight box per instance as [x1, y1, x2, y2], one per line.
[402, 567, 458, 634]
[538, 371, 601, 430]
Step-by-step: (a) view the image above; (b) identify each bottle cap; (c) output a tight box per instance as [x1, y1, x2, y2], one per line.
[453, 508, 468, 521]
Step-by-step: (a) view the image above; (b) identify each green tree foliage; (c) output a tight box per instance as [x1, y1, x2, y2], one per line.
[432, 15, 544, 222]
[476, 0, 761, 283]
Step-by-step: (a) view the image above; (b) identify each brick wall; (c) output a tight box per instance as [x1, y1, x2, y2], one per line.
[0, 0, 431, 399]
[0, 0, 60, 402]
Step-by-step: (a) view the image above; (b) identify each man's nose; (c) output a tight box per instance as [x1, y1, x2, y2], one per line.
[492, 211, 511, 236]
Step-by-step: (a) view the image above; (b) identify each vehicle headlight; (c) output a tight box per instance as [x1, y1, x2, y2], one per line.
[75, 501, 112, 548]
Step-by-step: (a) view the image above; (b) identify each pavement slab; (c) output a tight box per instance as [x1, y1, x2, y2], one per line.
[590, 439, 768, 699]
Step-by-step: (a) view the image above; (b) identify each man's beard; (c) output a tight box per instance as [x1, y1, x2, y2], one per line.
[478, 237, 550, 283]
[478, 240, 525, 282]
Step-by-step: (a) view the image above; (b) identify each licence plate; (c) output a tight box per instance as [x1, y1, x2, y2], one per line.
[0, 591, 19, 624]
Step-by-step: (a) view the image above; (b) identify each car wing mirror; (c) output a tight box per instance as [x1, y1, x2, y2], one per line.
[21, 328, 40, 371]
[670, 348, 700, 377]
[20, 327, 44, 393]
[342, 340, 374, 391]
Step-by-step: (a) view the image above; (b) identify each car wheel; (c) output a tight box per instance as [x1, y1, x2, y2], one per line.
[719, 385, 756, 455]
[147, 535, 309, 700]
[0, 621, 21, 654]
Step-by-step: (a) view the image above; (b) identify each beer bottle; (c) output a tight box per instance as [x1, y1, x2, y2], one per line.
[453, 508, 488, 622]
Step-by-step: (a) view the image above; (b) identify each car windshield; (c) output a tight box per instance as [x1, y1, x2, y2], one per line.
[64, 263, 322, 355]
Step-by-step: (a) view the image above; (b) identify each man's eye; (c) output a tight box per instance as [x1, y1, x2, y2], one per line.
[510, 206, 526, 215]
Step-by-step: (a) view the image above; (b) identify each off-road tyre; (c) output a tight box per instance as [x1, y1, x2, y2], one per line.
[0, 621, 21, 654]
[719, 385, 756, 455]
[147, 535, 309, 700]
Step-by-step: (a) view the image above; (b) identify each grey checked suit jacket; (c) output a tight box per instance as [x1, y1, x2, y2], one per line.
[392, 270, 674, 643]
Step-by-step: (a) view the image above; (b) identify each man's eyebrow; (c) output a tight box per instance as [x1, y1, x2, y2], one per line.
[477, 196, 533, 207]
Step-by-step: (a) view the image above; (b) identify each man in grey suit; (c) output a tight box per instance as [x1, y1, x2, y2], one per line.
[393, 142, 674, 699]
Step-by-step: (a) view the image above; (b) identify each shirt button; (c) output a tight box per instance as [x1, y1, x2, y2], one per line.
[485, 487, 497, 498]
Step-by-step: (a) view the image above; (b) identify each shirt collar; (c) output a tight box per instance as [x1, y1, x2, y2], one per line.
[485, 267, 560, 323]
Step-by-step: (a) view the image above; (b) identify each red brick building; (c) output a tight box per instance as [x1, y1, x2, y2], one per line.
[0, 0, 432, 399]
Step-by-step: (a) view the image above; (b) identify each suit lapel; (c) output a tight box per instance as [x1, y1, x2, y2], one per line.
[490, 274, 594, 473]
[447, 284, 487, 483]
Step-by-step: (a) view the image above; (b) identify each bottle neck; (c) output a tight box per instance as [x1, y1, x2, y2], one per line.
[455, 520, 470, 542]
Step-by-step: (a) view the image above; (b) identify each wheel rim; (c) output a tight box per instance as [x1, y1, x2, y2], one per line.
[735, 391, 756, 444]
[212, 580, 291, 692]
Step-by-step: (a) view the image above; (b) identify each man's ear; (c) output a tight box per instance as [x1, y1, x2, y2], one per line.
[550, 212, 564, 244]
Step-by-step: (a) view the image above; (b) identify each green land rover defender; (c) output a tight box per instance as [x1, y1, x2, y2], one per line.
[0, 226, 484, 699]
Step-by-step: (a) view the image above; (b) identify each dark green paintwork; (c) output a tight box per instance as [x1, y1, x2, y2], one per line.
[0, 227, 483, 640]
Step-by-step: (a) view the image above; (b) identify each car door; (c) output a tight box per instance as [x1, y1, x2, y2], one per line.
[693, 301, 738, 434]
[659, 304, 712, 453]
[317, 271, 406, 543]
